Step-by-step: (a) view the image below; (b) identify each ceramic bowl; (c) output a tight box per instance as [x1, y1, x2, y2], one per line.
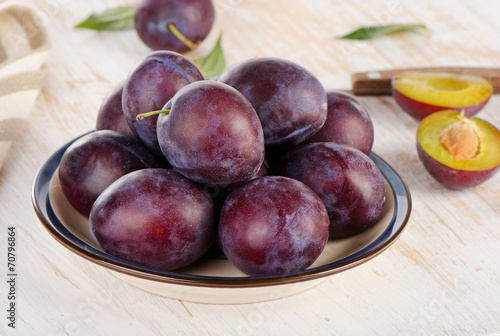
[32, 132, 411, 304]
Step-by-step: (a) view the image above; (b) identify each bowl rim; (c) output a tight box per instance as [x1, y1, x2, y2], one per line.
[32, 131, 412, 289]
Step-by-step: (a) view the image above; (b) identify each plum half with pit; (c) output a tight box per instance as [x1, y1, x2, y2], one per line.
[58, 130, 159, 216]
[304, 90, 374, 155]
[134, 0, 215, 53]
[218, 57, 327, 152]
[89, 168, 215, 270]
[155, 80, 265, 186]
[417, 110, 500, 189]
[276, 142, 386, 238]
[218, 176, 329, 276]
[122, 51, 204, 156]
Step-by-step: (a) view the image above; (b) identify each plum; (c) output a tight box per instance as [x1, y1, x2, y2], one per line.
[304, 90, 374, 155]
[156, 80, 265, 186]
[89, 168, 215, 270]
[134, 0, 215, 53]
[96, 81, 134, 138]
[392, 72, 492, 120]
[122, 51, 204, 156]
[218, 57, 327, 152]
[216, 162, 269, 198]
[417, 110, 500, 189]
[276, 142, 386, 238]
[218, 176, 329, 276]
[201, 162, 270, 212]
[58, 130, 159, 216]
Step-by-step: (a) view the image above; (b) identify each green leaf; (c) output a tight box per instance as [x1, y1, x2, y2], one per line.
[75, 6, 135, 31]
[192, 34, 226, 79]
[339, 24, 427, 40]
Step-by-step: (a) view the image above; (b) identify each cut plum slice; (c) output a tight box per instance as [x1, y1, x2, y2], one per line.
[392, 72, 492, 119]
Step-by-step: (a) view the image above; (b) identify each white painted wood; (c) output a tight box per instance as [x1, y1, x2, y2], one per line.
[1, 0, 499, 335]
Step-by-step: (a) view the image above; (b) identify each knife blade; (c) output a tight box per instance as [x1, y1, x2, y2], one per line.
[351, 66, 500, 96]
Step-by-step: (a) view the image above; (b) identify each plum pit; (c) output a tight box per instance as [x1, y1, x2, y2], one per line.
[439, 117, 479, 161]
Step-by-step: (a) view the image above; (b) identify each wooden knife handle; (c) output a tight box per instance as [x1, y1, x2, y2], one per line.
[351, 67, 500, 96]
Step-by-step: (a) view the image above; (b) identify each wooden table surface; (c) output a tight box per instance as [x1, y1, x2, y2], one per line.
[1, 0, 500, 335]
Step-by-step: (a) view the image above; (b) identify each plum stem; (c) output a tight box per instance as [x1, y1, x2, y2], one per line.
[167, 23, 200, 50]
[263, 158, 271, 171]
[136, 109, 171, 120]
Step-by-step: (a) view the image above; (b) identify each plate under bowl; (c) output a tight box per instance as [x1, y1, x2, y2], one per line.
[32, 133, 411, 304]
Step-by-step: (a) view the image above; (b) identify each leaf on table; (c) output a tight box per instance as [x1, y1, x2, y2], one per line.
[339, 24, 428, 40]
[192, 34, 226, 79]
[75, 6, 135, 31]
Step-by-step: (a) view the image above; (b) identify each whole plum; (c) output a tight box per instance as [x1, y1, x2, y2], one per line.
[134, 0, 215, 53]
[89, 168, 215, 270]
[95, 81, 135, 138]
[157, 80, 265, 186]
[218, 176, 329, 276]
[58, 130, 159, 216]
[304, 91, 374, 155]
[122, 51, 204, 155]
[218, 57, 327, 152]
[276, 142, 386, 238]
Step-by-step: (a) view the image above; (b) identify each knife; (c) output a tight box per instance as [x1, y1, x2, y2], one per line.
[351, 66, 500, 96]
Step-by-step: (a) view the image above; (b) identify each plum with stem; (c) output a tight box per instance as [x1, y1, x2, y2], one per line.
[140, 80, 265, 186]
[122, 51, 204, 156]
[134, 0, 215, 53]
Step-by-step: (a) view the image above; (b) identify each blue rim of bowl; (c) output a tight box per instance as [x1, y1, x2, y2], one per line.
[32, 132, 412, 288]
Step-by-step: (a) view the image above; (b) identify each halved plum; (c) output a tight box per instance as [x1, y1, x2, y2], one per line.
[392, 72, 493, 120]
[417, 110, 500, 189]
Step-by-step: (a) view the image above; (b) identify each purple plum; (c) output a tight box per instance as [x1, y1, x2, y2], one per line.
[276, 142, 386, 238]
[89, 168, 215, 270]
[58, 130, 159, 216]
[218, 176, 329, 276]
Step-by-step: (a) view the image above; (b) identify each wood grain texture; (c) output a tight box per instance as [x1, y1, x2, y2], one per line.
[1, 0, 499, 335]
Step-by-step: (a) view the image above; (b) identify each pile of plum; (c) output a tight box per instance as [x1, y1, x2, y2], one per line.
[58, 52, 387, 276]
